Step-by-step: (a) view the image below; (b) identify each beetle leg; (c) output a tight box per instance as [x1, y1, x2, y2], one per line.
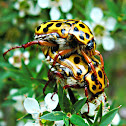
[81, 50, 100, 86]
[52, 48, 73, 66]
[94, 50, 109, 87]
[3, 40, 57, 60]
[84, 86, 90, 113]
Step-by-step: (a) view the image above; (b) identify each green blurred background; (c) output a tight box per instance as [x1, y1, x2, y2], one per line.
[0, 0, 126, 125]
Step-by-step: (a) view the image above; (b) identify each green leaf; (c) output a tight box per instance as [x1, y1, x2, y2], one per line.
[1, 100, 16, 107]
[105, 0, 120, 18]
[72, 98, 87, 114]
[63, 116, 69, 126]
[40, 111, 66, 121]
[85, 0, 94, 20]
[58, 83, 72, 113]
[7, 87, 30, 99]
[21, 59, 32, 77]
[93, 101, 102, 125]
[99, 107, 119, 126]
[17, 114, 32, 120]
[70, 114, 88, 126]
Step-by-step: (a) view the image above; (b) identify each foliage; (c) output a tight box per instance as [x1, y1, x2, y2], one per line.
[0, 0, 126, 125]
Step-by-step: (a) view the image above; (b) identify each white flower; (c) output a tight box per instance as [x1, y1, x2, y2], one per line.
[59, 0, 72, 13]
[111, 113, 120, 125]
[36, 63, 43, 73]
[90, 7, 103, 23]
[38, 0, 72, 20]
[50, 7, 61, 20]
[24, 122, 40, 126]
[24, 98, 45, 126]
[9, 88, 25, 112]
[105, 17, 117, 31]
[14, 0, 41, 17]
[0, 110, 3, 119]
[54, 120, 64, 126]
[8, 50, 30, 68]
[66, 13, 73, 19]
[81, 92, 108, 118]
[36, 53, 45, 73]
[27, 1, 41, 16]
[81, 103, 96, 116]
[86, 7, 117, 51]
[0, 121, 6, 126]
[38, 0, 50, 8]
[44, 93, 59, 111]
[19, 10, 25, 17]
[24, 93, 59, 125]
[3, 43, 14, 53]
[102, 36, 115, 51]
[17, 121, 25, 126]
[38, 53, 45, 60]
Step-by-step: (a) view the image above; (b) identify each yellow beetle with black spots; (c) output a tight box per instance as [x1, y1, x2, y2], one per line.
[44, 48, 105, 96]
[3, 19, 109, 88]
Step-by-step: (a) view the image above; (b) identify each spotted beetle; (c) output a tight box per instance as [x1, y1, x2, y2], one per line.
[3, 19, 109, 87]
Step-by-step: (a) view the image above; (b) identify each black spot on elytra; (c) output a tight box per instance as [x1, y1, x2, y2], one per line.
[74, 27, 79, 31]
[36, 26, 41, 31]
[92, 85, 96, 90]
[99, 82, 102, 89]
[43, 27, 48, 32]
[98, 70, 102, 78]
[85, 33, 90, 39]
[56, 23, 62, 27]
[79, 23, 85, 28]
[91, 73, 95, 81]
[79, 34, 84, 40]
[75, 21, 79, 23]
[61, 29, 66, 34]
[74, 57, 80, 64]
[47, 23, 54, 28]
[77, 69, 82, 76]
[43, 21, 47, 24]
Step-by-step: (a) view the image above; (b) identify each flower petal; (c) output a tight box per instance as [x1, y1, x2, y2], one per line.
[81, 103, 96, 116]
[111, 113, 120, 125]
[8, 57, 14, 65]
[19, 10, 25, 18]
[50, 7, 61, 20]
[38, 0, 50, 8]
[60, 0, 72, 12]
[24, 59, 29, 65]
[13, 50, 21, 56]
[36, 63, 42, 73]
[90, 7, 103, 23]
[0, 121, 6, 126]
[44, 93, 59, 111]
[66, 13, 73, 19]
[24, 98, 40, 114]
[105, 17, 117, 31]
[24, 122, 35, 126]
[27, 1, 41, 16]
[0, 110, 3, 118]
[38, 53, 45, 60]
[55, 120, 64, 126]
[102, 36, 115, 51]
[23, 51, 30, 58]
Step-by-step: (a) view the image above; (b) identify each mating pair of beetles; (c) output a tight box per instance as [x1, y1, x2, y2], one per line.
[3, 19, 109, 101]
